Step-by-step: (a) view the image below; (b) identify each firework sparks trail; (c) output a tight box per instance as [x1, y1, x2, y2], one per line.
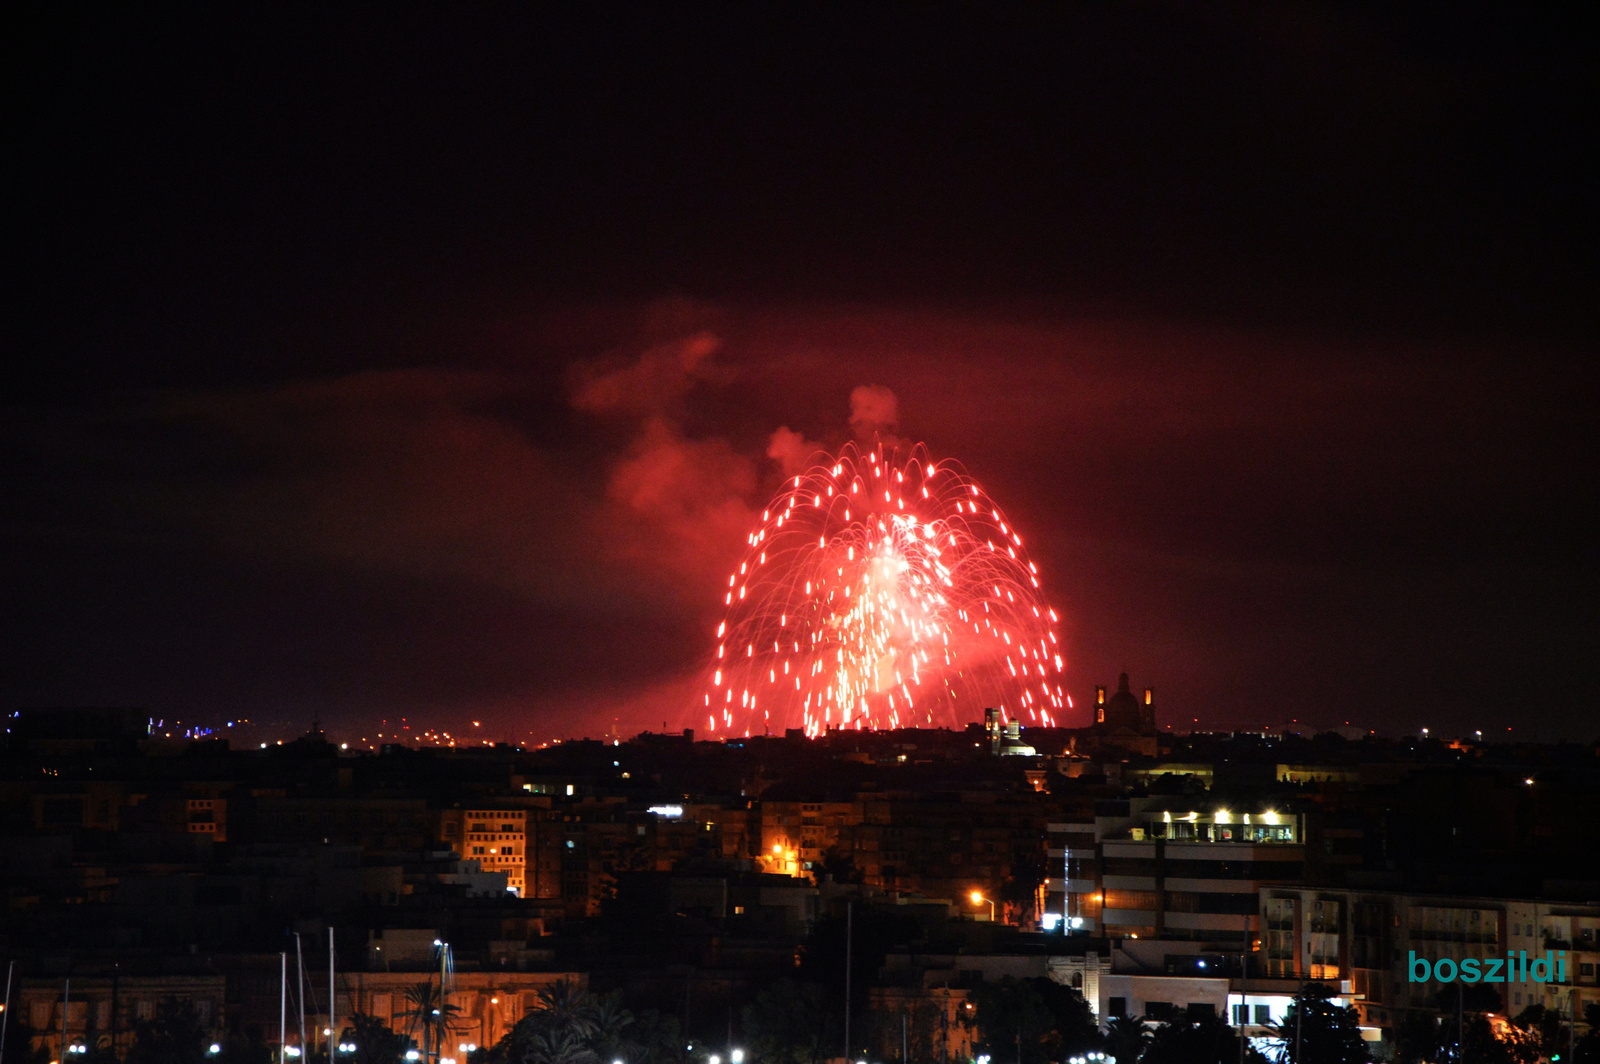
[703, 440, 1065, 736]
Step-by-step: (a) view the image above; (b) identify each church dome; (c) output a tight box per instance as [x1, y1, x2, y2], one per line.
[1104, 672, 1139, 715]
[1096, 671, 1155, 735]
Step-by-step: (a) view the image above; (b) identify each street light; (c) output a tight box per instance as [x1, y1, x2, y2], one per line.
[969, 891, 996, 921]
[731, 1051, 744, 1064]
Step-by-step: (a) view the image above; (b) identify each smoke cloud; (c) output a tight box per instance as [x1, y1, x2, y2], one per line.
[766, 425, 826, 477]
[849, 383, 901, 443]
[602, 415, 757, 589]
[569, 331, 722, 416]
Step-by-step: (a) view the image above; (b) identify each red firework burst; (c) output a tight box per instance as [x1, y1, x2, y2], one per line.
[704, 441, 1065, 735]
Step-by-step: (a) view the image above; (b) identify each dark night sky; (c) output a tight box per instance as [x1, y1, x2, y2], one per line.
[5, 6, 1597, 741]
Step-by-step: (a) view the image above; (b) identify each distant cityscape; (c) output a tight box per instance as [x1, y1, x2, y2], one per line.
[4, 679, 1599, 1064]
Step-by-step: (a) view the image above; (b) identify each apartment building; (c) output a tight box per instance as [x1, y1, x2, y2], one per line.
[760, 798, 862, 872]
[1055, 797, 1304, 945]
[1258, 886, 1600, 1034]
[440, 808, 526, 896]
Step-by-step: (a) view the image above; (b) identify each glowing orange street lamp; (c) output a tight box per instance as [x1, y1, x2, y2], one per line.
[969, 891, 995, 921]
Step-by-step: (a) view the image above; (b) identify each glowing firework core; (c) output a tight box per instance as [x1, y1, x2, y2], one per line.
[705, 442, 1064, 736]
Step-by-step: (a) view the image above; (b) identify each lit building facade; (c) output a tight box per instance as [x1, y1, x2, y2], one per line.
[440, 808, 526, 896]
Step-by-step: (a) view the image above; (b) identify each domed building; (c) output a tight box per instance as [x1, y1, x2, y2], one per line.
[1094, 672, 1156, 734]
[1079, 672, 1159, 757]
[982, 706, 1037, 756]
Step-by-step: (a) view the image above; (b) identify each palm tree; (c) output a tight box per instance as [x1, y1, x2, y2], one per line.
[531, 981, 598, 1043]
[1104, 1014, 1149, 1064]
[401, 982, 464, 1063]
[586, 993, 636, 1062]
[339, 1013, 412, 1064]
[1262, 984, 1368, 1064]
[127, 997, 210, 1064]
[627, 1009, 686, 1064]
[520, 1029, 596, 1064]
[492, 982, 607, 1064]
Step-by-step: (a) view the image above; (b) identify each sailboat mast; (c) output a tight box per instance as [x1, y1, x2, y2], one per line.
[328, 927, 336, 1064]
[0, 959, 13, 1064]
[437, 943, 448, 1064]
[279, 952, 287, 1064]
[295, 933, 306, 1062]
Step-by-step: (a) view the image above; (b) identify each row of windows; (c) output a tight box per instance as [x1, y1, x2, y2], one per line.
[1165, 891, 1259, 915]
[1107, 999, 1216, 1021]
[1102, 857, 1304, 880]
[1102, 889, 1257, 915]
[1104, 890, 1161, 911]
